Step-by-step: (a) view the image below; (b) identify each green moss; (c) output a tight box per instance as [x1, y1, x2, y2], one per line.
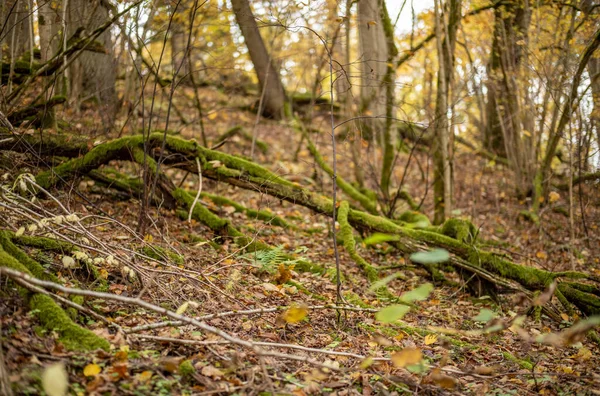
[11, 233, 75, 253]
[558, 284, 600, 316]
[185, 233, 222, 251]
[30, 294, 109, 351]
[172, 188, 229, 231]
[398, 211, 431, 229]
[0, 242, 108, 351]
[502, 351, 533, 370]
[0, 231, 57, 282]
[396, 190, 419, 211]
[201, 192, 291, 228]
[338, 201, 399, 301]
[338, 201, 379, 283]
[213, 126, 269, 153]
[36, 135, 144, 188]
[178, 359, 195, 377]
[440, 218, 478, 244]
[140, 245, 184, 265]
[344, 291, 370, 308]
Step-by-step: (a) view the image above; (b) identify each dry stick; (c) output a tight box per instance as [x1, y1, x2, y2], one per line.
[129, 334, 518, 381]
[126, 304, 378, 334]
[187, 157, 202, 223]
[326, 29, 344, 307]
[130, 334, 386, 361]
[0, 267, 340, 371]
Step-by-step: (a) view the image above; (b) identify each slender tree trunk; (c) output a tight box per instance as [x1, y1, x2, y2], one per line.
[37, 0, 62, 129]
[230, 0, 287, 119]
[534, 26, 600, 211]
[379, 1, 398, 199]
[171, 1, 191, 81]
[432, 0, 460, 224]
[483, 0, 530, 156]
[2, 0, 31, 59]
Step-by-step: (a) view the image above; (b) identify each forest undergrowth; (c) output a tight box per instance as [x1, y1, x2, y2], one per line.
[1, 86, 600, 395]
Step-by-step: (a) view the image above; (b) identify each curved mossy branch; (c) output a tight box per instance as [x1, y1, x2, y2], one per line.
[300, 128, 379, 215]
[338, 201, 379, 283]
[173, 190, 324, 275]
[558, 284, 600, 316]
[0, 232, 109, 351]
[201, 192, 292, 229]
[338, 201, 396, 301]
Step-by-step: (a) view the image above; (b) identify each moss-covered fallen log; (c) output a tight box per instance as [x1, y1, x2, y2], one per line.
[0, 231, 109, 351]
[6, 132, 600, 316]
[555, 171, 600, 191]
[7, 96, 66, 126]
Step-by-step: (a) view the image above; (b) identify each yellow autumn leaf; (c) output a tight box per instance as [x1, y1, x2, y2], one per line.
[143, 234, 153, 242]
[208, 112, 218, 120]
[549, 191, 560, 203]
[83, 363, 102, 377]
[281, 304, 308, 324]
[572, 347, 592, 361]
[360, 356, 374, 369]
[391, 347, 423, 368]
[424, 334, 438, 345]
[137, 370, 153, 383]
[536, 251, 548, 260]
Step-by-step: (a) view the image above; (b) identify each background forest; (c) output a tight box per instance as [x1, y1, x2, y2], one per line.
[1, 0, 600, 394]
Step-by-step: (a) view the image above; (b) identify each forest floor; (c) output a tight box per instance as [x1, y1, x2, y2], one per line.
[2, 86, 600, 395]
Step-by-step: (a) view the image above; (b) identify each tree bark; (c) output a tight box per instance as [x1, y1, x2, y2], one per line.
[357, 0, 388, 139]
[1, 0, 31, 60]
[230, 0, 287, 119]
[67, 0, 117, 128]
[171, 1, 191, 80]
[432, 0, 460, 224]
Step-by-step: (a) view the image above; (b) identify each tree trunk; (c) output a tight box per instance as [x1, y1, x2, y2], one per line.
[37, 0, 62, 129]
[67, 0, 117, 129]
[483, 0, 530, 156]
[483, 0, 534, 196]
[38, 1, 61, 62]
[357, 0, 388, 139]
[171, 1, 191, 81]
[432, 0, 460, 224]
[1, 0, 31, 60]
[230, 0, 287, 119]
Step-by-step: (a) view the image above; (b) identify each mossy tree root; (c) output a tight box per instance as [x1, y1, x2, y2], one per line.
[201, 192, 292, 229]
[338, 201, 396, 300]
[0, 232, 109, 351]
[11, 132, 600, 315]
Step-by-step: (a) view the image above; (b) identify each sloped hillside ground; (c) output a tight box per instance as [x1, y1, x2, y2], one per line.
[1, 86, 600, 395]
